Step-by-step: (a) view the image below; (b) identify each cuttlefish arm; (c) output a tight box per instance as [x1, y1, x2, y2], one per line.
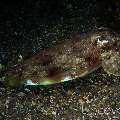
[2, 30, 120, 87]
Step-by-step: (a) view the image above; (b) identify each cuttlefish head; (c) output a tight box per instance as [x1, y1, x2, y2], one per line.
[91, 30, 120, 76]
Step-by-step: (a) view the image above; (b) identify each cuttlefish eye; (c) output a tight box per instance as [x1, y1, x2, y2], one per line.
[96, 35, 109, 47]
[91, 31, 117, 50]
[101, 50, 120, 76]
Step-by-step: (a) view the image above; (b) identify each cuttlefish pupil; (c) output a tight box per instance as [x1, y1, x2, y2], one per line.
[2, 29, 120, 87]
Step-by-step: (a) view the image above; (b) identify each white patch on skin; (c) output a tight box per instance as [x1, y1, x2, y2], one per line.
[97, 38, 108, 47]
[61, 71, 89, 82]
[25, 79, 37, 85]
[61, 76, 72, 82]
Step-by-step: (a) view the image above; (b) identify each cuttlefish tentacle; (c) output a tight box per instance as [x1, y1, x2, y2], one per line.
[2, 29, 120, 87]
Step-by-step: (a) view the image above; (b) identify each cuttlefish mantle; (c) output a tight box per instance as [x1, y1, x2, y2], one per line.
[2, 29, 120, 87]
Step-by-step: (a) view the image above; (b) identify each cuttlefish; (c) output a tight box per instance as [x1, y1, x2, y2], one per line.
[1, 29, 120, 87]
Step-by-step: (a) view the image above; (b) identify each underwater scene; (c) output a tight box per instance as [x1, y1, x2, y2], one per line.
[0, 0, 120, 119]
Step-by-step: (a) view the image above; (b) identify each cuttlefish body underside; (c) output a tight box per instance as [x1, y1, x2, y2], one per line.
[2, 29, 120, 87]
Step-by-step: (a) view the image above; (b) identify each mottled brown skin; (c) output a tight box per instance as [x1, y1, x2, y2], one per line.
[3, 29, 120, 87]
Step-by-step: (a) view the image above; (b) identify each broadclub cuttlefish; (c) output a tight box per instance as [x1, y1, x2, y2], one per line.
[1, 29, 120, 87]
